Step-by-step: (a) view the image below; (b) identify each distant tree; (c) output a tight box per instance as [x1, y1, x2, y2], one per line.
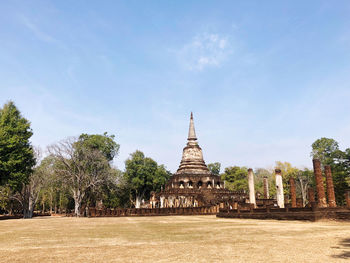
[124, 151, 171, 208]
[22, 149, 62, 218]
[221, 166, 248, 192]
[208, 162, 221, 176]
[254, 168, 275, 198]
[274, 161, 300, 198]
[77, 133, 119, 161]
[311, 138, 349, 205]
[48, 134, 118, 216]
[85, 168, 130, 208]
[0, 101, 36, 216]
[274, 161, 299, 180]
[311, 138, 339, 165]
[101, 168, 130, 208]
[0, 101, 35, 192]
[295, 168, 314, 207]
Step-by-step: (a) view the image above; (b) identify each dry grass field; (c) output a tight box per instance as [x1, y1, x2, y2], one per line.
[0, 215, 350, 262]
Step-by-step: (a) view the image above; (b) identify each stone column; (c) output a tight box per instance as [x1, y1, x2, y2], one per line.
[325, 165, 337, 208]
[160, 196, 165, 208]
[248, 168, 256, 208]
[313, 159, 327, 208]
[308, 187, 315, 206]
[289, 177, 297, 208]
[275, 169, 284, 208]
[263, 176, 269, 199]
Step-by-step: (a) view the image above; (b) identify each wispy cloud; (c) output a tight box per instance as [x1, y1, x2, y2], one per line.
[177, 33, 233, 71]
[19, 15, 57, 43]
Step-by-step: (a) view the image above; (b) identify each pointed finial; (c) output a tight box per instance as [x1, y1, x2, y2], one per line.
[188, 112, 197, 140]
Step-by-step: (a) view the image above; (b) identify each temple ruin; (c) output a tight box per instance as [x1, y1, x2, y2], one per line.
[155, 113, 247, 208]
[85, 113, 350, 221]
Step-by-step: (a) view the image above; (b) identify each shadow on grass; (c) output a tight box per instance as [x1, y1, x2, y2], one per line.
[332, 238, 350, 259]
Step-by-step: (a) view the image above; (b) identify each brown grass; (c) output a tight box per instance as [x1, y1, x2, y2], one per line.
[1, 215, 350, 262]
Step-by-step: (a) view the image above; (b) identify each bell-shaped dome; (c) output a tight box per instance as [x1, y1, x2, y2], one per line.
[176, 113, 210, 175]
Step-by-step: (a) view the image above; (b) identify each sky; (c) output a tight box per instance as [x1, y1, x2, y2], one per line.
[1, 0, 350, 173]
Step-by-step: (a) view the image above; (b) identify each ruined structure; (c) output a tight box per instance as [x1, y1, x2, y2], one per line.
[275, 169, 284, 208]
[248, 168, 256, 208]
[313, 159, 327, 208]
[156, 113, 246, 208]
[308, 187, 315, 206]
[289, 177, 296, 208]
[263, 176, 269, 199]
[325, 165, 336, 208]
[217, 158, 350, 222]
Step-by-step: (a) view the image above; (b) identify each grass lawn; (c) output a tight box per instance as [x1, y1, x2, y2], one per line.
[0, 215, 350, 262]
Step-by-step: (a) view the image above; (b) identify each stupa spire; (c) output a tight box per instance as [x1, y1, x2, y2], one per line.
[176, 112, 210, 175]
[188, 112, 197, 141]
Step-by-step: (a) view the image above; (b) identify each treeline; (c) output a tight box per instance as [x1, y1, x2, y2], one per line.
[0, 101, 170, 217]
[1, 101, 349, 217]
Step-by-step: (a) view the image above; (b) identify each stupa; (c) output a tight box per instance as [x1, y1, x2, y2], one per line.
[155, 113, 246, 208]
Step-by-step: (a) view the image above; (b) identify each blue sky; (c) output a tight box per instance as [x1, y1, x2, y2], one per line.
[1, 1, 350, 172]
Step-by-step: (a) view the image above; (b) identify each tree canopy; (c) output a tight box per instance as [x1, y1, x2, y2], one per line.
[48, 133, 120, 216]
[311, 138, 339, 165]
[311, 137, 350, 205]
[76, 133, 120, 162]
[125, 150, 170, 208]
[221, 166, 248, 192]
[0, 101, 35, 192]
[208, 162, 221, 176]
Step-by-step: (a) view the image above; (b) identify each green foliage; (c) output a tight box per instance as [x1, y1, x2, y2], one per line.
[76, 133, 120, 162]
[254, 168, 276, 198]
[221, 166, 248, 192]
[311, 137, 350, 205]
[274, 161, 300, 196]
[124, 151, 171, 204]
[274, 161, 299, 180]
[86, 168, 131, 208]
[0, 101, 35, 192]
[311, 137, 339, 165]
[208, 162, 221, 175]
[0, 185, 11, 211]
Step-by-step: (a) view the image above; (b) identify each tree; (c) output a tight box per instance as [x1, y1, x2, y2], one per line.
[221, 166, 248, 192]
[124, 151, 170, 208]
[296, 168, 314, 207]
[77, 133, 119, 161]
[254, 168, 275, 198]
[311, 138, 339, 165]
[311, 138, 349, 205]
[85, 168, 130, 208]
[48, 134, 117, 216]
[23, 152, 59, 218]
[274, 161, 299, 180]
[208, 162, 221, 176]
[0, 101, 35, 192]
[274, 161, 300, 199]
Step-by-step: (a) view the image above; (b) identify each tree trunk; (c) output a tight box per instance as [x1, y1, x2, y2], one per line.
[24, 197, 34, 218]
[74, 201, 81, 217]
[49, 191, 53, 214]
[73, 189, 84, 217]
[135, 195, 141, 208]
[298, 177, 308, 207]
[9, 202, 14, 216]
[135, 195, 142, 208]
